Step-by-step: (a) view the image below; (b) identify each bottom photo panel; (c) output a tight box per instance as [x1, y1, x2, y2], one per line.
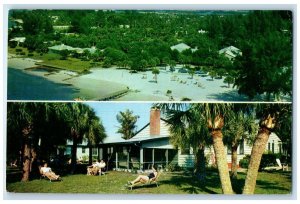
[6, 102, 292, 195]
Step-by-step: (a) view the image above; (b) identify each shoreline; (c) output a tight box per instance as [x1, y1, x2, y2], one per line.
[8, 56, 289, 102]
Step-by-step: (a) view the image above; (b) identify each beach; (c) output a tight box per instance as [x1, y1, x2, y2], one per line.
[7, 57, 247, 101]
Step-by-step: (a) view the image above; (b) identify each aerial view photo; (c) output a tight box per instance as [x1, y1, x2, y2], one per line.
[7, 10, 293, 101]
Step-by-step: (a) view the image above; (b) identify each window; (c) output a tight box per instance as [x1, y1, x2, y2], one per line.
[82, 148, 86, 154]
[272, 142, 274, 153]
[268, 143, 271, 152]
[227, 147, 232, 155]
[92, 148, 98, 156]
[239, 140, 244, 155]
[181, 147, 190, 155]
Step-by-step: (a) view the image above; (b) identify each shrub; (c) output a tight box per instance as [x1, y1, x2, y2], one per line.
[16, 48, 22, 52]
[28, 53, 34, 57]
[20, 52, 26, 55]
[239, 155, 250, 168]
[166, 90, 172, 95]
[167, 163, 181, 172]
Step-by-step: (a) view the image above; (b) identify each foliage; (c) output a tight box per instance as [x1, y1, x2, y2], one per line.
[239, 155, 250, 168]
[116, 109, 139, 140]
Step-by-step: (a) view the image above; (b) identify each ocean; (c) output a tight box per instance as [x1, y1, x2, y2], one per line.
[7, 68, 79, 101]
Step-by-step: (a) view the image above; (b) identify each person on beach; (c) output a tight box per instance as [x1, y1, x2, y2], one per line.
[127, 165, 158, 185]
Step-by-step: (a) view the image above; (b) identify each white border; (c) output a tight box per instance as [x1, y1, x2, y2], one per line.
[1, 1, 299, 202]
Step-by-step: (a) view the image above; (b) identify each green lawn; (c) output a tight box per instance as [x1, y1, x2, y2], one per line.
[6, 168, 292, 194]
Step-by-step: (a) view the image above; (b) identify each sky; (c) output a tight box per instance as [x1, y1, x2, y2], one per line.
[86, 102, 154, 139]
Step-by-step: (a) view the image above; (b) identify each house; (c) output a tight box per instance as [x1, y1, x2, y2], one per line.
[64, 108, 283, 171]
[170, 43, 198, 53]
[48, 44, 97, 55]
[9, 37, 26, 46]
[218, 46, 242, 61]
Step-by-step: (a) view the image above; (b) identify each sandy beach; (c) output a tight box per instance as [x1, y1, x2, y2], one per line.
[8, 57, 247, 101]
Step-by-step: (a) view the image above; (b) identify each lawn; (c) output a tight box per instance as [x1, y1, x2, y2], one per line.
[8, 47, 95, 73]
[6, 168, 292, 195]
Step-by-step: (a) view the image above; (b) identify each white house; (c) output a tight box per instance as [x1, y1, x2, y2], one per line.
[170, 43, 198, 53]
[65, 108, 282, 170]
[219, 46, 242, 61]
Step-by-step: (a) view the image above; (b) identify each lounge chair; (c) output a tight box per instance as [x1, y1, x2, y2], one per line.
[128, 171, 161, 190]
[263, 158, 289, 171]
[39, 166, 62, 182]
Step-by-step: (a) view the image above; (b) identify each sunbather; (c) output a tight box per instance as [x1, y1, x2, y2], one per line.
[40, 162, 61, 180]
[128, 165, 157, 185]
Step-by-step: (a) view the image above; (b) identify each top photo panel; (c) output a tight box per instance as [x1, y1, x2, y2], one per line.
[7, 10, 293, 102]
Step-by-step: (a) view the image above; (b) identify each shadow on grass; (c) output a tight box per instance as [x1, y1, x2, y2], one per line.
[206, 90, 248, 101]
[159, 170, 220, 194]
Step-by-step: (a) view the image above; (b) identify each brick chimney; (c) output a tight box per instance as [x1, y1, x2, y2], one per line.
[150, 107, 160, 136]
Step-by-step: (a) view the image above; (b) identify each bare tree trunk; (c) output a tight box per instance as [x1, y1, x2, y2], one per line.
[231, 145, 238, 179]
[243, 115, 275, 194]
[211, 130, 234, 194]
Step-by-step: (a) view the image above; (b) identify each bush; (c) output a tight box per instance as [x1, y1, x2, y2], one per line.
[167, 163, 181, 172]
[28, 53, 34, 57]
[239, 155, 250, 168]
[16, 48, 22, 52]
[20, 52, 26, 55]
[259, 153, 283, 170]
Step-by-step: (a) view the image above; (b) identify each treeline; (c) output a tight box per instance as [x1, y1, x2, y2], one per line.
[7, 102, 107, 181]
[9, 10, 292, 100]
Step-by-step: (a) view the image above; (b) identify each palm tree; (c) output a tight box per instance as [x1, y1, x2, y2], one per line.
[164, 104, 211, 182]
[86, 108, 107, 164]
[159, 103, 234, 194]
[152, 67, 160, 83]
[116, 109, 139, 140]
[223, 106, 258, 179]
[243, 104, 292, 194]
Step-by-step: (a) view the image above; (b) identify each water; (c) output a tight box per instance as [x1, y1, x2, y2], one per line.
[7, 68, 79, 100]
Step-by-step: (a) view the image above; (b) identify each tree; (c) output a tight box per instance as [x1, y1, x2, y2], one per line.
[164, 105, 211, 182]
[223, 106, 257, 179]
[116, 109, 139, 140]
[159, 103, 234, 194]
[152, 67, 160, 83]
[243, 104, 292, 194]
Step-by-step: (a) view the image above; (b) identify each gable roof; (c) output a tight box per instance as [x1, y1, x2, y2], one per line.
[219, 46, 242, 58]
[171, 43, 191, 53]
[102, 118, 170, 145]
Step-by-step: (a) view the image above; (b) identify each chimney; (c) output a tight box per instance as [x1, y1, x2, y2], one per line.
[150, 107, 160, 136]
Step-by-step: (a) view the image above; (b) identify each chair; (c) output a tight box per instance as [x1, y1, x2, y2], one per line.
[39, 166, 62, 182]
[263, 158, 288, 171]
[128, 171, 161, 190]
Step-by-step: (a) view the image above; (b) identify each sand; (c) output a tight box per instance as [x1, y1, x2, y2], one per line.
[8, 57, 248, 101]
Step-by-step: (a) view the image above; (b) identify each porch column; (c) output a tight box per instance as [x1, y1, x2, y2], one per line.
[166, 149, 169, 168]
[115, 151, 118, 169]
[152, 148, 155, 166]
[127, 148, 130, 170]
[140, 147, 143, 170]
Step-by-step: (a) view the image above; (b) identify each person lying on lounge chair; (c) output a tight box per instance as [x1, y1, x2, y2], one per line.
[127, 165, 158, 186]
[40, 162, 61, 181]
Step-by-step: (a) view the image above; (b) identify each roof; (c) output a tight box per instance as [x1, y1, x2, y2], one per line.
[48, 44, 97, 54]
[9, 37, 26, 43]
[102, 118, 171, 145]
[170, 43, 191, 53]
[219, 46, 242, 57]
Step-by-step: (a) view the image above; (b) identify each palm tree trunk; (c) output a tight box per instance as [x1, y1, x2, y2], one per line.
[242, 127, 271, 194]
[89, 146, 93, 165]
[194, 146, 206, 182]
[21, 143, 31, 182]
[211, 130, 234, 194]
[71, 136, 78, 174]
[231, 145, 238, 179]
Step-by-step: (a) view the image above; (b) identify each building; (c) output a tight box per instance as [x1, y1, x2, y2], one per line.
[170, 43, 198, 53]
[48, 44, 97, 55]
[65, 108, 282, 171]
[218, 46, 242, 61]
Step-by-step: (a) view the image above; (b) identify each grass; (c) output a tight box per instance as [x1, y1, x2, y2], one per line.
[8, 47, 94, 73]
[6, 167, 292, 195]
